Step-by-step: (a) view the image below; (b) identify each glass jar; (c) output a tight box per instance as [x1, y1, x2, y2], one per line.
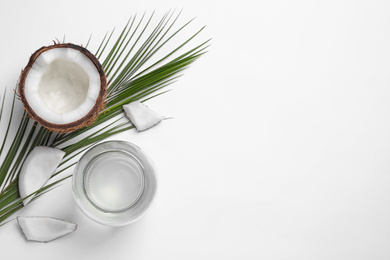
[72, 141, 157, 226]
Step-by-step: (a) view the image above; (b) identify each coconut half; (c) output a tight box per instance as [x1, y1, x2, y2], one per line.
[17, 216, 77, 243]
[18, 43, 106, 133]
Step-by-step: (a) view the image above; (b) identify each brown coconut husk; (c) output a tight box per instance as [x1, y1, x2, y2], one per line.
[18, 43, 107, 133]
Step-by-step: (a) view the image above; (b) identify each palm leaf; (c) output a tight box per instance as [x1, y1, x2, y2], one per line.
[0, 11, 209, 226]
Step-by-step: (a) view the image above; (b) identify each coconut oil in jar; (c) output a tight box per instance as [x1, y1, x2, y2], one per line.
[72, 141, 157, 226]
[84, 150, 145, 212]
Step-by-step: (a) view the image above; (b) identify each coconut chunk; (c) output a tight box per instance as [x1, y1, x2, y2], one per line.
[123, 101, 163, 132]
[17, 216, 77, 243]
[18, 146, 65, 206]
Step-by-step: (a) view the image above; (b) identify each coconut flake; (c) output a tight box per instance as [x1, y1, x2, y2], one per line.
[17, 216, 77, 243]
[18, 146, 65, 206]
[123, 101, 163, 132]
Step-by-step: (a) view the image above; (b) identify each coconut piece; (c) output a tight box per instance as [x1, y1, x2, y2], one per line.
[123, 101, 163, 132]
[18, 43, 107, 133]
[18, 146, 65, 206]
[17, 216, 77, 243]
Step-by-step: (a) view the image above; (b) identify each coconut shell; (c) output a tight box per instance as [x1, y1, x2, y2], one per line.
[18, 43, 107, 133]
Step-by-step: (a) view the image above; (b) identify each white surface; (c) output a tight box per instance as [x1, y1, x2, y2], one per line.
[1, 0, 390, 259]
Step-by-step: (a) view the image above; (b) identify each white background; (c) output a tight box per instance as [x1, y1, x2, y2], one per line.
[1, 0, 390, 259]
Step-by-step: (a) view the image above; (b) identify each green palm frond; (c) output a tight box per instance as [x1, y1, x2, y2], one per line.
[0, 11, 209, 226]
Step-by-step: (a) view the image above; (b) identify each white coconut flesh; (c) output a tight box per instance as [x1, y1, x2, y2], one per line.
[123, 101, 163, 131]
[24, 48, 101, 125]
[18, 146, 65, 206]
[17, 216, 77, 243]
